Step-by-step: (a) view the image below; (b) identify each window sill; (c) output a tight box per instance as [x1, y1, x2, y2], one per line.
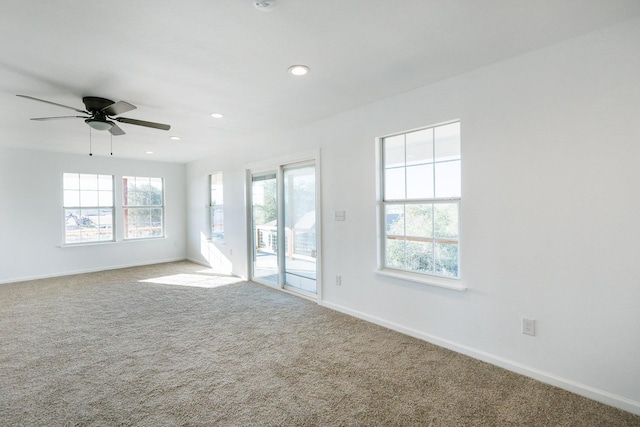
[59, 236, 167, 247]
[375, 269, 466, 291]
[59, 240, 117, 248]
[123, 236, 166, 242]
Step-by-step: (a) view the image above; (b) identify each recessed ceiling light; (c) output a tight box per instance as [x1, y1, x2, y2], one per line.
[145, 151, 154, 154]
[288, 65, 310, 76]
[254, 0, 276, 11]
[170, 136, 181, 141]
[211, 112, 224, 119]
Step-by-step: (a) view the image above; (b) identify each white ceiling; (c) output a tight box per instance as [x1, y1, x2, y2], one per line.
[2, 0, 639, 163]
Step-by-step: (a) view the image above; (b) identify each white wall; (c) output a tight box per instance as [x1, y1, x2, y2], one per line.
[186, 17, 640, 414]
[185, 148, 248, 276]
[0, 147, 186, 283]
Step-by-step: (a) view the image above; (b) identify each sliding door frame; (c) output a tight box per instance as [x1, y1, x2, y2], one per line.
[246, 150, 322, 302]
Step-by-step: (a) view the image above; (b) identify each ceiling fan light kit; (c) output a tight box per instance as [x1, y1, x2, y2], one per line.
[85, 119, 113, 132]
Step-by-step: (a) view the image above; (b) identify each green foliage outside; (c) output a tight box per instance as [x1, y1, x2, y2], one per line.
[386, 203, 459, 277]
[124, 182, 163, 238]
[252, 178, 278, 226]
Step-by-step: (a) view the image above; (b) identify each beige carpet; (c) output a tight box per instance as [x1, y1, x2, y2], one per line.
[1, 261, 638, 426]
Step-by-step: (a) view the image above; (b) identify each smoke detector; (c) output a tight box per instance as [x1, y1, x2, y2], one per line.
[254, 0, 276, 11]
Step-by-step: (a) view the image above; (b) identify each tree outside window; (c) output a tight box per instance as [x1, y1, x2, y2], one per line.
[123, 176, 164, 239]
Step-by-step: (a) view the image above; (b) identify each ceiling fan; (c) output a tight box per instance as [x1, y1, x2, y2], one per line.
[16, 94, 171, 136]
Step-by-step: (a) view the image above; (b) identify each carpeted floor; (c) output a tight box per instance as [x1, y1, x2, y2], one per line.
[1, 261, 639, 426]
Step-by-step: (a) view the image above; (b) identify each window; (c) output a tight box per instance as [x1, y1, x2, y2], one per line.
[380, 121, 461, 278]
[63, 173, 114, 244]
[123, 176, 164, 239]
[210, 172, 224, 241]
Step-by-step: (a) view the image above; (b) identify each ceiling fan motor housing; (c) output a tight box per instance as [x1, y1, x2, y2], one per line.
[82, 96, 115, 113]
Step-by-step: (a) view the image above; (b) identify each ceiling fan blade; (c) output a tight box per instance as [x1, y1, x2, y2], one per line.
[30, 116, 87, 121]
[115, 117, 171, 131]
[17, 95, 88, 114]
[108, 122, 126, 136]
[102, 101, 136, 116]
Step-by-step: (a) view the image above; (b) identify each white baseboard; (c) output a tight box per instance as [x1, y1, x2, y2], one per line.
[0, 257, 188, 285]
[321, 300, 640, 416]
[185, 256, 212, 268]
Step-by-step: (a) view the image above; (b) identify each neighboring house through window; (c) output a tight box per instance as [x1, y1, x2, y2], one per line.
[63, 173, 114, 244]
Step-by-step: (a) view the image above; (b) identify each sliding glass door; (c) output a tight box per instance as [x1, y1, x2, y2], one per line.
[251, 172, 278, 285]
[249, 160, 318, 297]
[283, 164, 316, 294]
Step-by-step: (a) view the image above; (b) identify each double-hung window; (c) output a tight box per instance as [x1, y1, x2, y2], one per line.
[63, 173, 114, 244]
[380, 121, 461, 279]
[123, 176, 164, 239]
[210, 172, 224, 241]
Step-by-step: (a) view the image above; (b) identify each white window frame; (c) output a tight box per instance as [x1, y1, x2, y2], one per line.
[122, 176, 165, 240]
[376, 120, 465, 291]
[62, 173, 115, 245]
[209, 172, 224, 242]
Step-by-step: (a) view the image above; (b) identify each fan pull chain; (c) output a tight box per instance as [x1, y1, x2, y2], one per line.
[89, 127, 93, 156]
[110, 133, 113, 156]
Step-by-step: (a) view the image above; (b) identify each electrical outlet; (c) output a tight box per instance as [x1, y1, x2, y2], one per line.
[336, 275, 342, 286]
[522, 318, 536, 336]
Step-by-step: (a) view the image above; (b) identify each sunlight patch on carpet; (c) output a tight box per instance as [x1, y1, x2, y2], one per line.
[139, 273, 243, 288]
